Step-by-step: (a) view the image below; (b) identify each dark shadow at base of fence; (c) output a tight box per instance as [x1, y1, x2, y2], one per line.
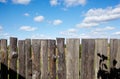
[0, 63, 25, 79]
[97, 53, 120, 79]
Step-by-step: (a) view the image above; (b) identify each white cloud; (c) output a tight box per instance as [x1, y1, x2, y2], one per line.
[20, 26, 37, 31]
[0, 26, 3, 31]
[34, 16, 44, 22]
[64, 0, 86, 7]
[31, 34, 53, 39]
[53, 19, 62, 25]
[79, 33, 90, 38]
[24, 13, 30, 16]
[49, 0, 86, 7]
[12, 0, 31, 5]
[113, 32, 120, 35]
[0, 0, 7, 3]
[50, 0, 58, 6]
[77, 4, 120, 28]
[60, 28, 77, 36]
[76, 22, 98, 28]
[94, 26, 115, 32]
[67, 28, 77, 33]
[0, 33, 10, 39]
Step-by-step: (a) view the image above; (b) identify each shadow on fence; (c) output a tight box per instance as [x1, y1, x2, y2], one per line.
[0, 63, 25, 79]
[97, 53, 120, 79]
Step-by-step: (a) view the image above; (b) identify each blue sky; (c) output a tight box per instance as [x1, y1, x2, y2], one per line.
[0, 0, 120, 39]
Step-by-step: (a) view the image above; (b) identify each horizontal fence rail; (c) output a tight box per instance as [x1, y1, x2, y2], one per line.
[0, 37, 120, 79]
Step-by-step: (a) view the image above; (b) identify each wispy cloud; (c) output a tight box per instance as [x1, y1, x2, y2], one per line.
[77, 4, 120, 28]
[93, 26, 115, 33]
[0, 33, 10, 39]
[50, 0, 58, 6]
[64, 0, 86, 7]
[113, 31, 120, 35]
[20, 26, 37, 31]
[0, 0, 7, 3]
[12, 0, 31, 5]
[24, 13, 30, 16]
[0, 25, 3, 31]
[31, 34, 53, 39]
[50, 0, 86, 7]
[53, 19, 62, 25]
[60, 28, 77, 36]
[34, 15, 44, 22]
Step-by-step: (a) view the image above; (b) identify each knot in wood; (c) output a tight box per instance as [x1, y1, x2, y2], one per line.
[11, 52, 18, 58]
[32, 71, 40, 79]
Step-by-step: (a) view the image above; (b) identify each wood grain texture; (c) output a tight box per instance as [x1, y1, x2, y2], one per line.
[18, 40, 25, 79]
[110, 39, 120, 68]
[41, 40, 48, 79]
[48, 40, 56, 79]
[9, 37, 18, 79]
[95, 39, 108, 79]
[32, 39, 41, 79]
[56, 38, 66, 79]
[81, 39, 95, 79]
[0, 39, 2, 79]
[66, 39, 80, 79]
[25, 39, 32, 79]
[1, 39, 8, 79]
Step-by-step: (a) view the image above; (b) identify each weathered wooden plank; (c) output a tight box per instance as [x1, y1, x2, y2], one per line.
[0, 39, 1, 79]
[25, 39, 32, 79]
[1, 39, 8, 79]
[81, 39, 95, 79]
[56, 38, 66, 79]
[110, 39, 120, 68]
[48, 40, 56, 79]
[18, 40, 25, 79]
[0, 39, 1, 50]
[95, 39, 108, 79]
[66, 39, 80, 79]
[9, 37, 18, 79]
[41, 40, 48, 79]
[32, 39, 41, 79]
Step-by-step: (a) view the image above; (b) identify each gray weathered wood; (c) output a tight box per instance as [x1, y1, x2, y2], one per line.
[0, 39, 2, 79]
[56, 38, 66, 79]
[41, 40, 48, 79]
[95, 39, 108, 79]
[18, 40, 25, 79]
[9, 37, 18, 79]
[1, 39, 8, 79]
[66, 39, 80, 79]
[25, 39, 32, 79]
[48, 40, 56, 79]
[0, 39, 1, 50]
[110, 39, 120, 68]
[32, 39, 41, 79]
[81, 39, 95, 79]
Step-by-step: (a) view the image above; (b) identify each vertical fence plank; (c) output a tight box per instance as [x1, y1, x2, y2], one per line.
[56, 38, 66, 79]
[110, 39, 120, 68]
[48, 40, 56, 79]
[1, 39, 8, 79]
[18, 40, 25, 79]
[66, 39, 80, 79]
[32, 39, 41, 79]
[9, 37, 18, 79]
[0, 39, 2, 79]
[41, 40, 48, 79]
[116, 40, 120, 68]
[25, 39, 32, 79]
[95, 39, 108, 79]
[109, 39, 120, 79]
[81, 39, 95, 79]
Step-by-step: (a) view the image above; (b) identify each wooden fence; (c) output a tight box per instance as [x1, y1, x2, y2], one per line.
[0, 37, 120, 79]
